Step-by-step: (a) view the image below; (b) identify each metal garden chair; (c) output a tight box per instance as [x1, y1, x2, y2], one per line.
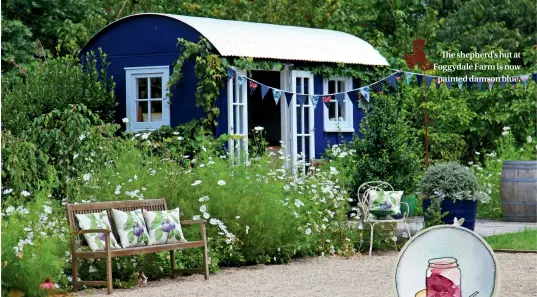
[357, 181, 412, 256]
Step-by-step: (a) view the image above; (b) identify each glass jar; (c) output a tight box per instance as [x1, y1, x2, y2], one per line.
[426, 257, 462, 297]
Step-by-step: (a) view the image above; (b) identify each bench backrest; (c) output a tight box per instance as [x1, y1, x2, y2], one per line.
[66, 199, 167, 245]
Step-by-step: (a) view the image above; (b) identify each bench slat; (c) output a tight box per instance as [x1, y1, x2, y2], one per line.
[74, 241, 205, 259]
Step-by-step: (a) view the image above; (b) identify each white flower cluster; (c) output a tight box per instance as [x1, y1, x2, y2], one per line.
[194, 196, 236, 245]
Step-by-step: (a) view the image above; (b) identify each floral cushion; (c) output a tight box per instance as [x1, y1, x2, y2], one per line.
[111, 209, 151, 248]
[142, 208, 187, 245]
[368, 190, 403, 217]
[75, 211, 120, 251]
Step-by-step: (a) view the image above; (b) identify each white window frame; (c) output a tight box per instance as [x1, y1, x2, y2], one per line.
[323, 77, 354, 132]
[125, 66, 171, 132]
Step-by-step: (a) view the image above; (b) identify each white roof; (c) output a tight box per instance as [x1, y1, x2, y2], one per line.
[161, 14, 389, 66]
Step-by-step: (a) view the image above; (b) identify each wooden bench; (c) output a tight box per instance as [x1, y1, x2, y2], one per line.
[66, 199, 208, 294]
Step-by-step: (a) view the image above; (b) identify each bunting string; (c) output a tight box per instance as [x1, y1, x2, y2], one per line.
[226, 66, 537, 108]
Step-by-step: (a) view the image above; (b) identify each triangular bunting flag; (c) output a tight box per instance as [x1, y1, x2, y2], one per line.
[466, 81, 473, 91]
[237, 75, 246, 86]
[248, 81, 258, 95]
[405, 72, 414, 85]
[261, 84, 270, 100]
[395, 72, 404, 82]
[435, 78, 442, 89]
[416, 74, 424, 86]
[284, 91, 294, 107]
[322, 95, 332, 109]
[477, 81, 483, 90]
[488, 81, 494, 91]
[520, 75, 529, 88]
[297, 94, 307, 107]
[227, 68, 236, 81]
[372, 82, 383, 93]
[386, 74, 397, 90]
[446, 81, 453, 89]
[310, 95, 319, 109]
[426, 76, 434, 88]
[347, 90, 358, 106]
[457, 81, 463, 91]
[359, 87, 370, 102]
[532, 73, 537, 84]
[335, 93, 345, 106]
[500, 80, 506, 88]
[272, 89, 282, 105]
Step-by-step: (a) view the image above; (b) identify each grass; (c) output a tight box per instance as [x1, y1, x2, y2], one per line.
[484, 228, 537, 251]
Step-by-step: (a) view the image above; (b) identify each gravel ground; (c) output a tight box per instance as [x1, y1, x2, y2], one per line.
[78, 252, 537, 297]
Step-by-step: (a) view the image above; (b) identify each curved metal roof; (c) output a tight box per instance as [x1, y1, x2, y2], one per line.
[84, 13, 389, 66]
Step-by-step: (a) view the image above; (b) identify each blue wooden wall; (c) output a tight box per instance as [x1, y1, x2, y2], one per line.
[80, 14, 363, 157]
[312, 76, 364, 159]
[80, 15, 227, 133]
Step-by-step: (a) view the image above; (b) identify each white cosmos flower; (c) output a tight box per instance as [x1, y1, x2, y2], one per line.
[79, 133, 87, 141]
[3, 188, 13, 195]
[217, 180, 226, 186]
[173, 132, 180, 135]
[294, 199, 305, 207]
[329, 167, 339, 175]
[203, 212, 210, 219]
[141, 133, 150, 140]
[246, 225, 250, 234]
[305, 228, 312, 235]
[475, 152, 480, 155]
[20, 191, 31, 197]
[254, 126, 264, 131]
[199, 196, 209, 202]
[235, 216, 240, 219]
[192, 215, 201, 220]
[527, 136, 533, 143]
[83, 173, 92, 182]
[191, 180, 202, 186]
[122, 118, 129, 123]
[200, 205, 207, 212]
[502, 131, 509, 136]
[283, 184, 291, 191]
[502, 126, 510, 131]
[73, 153, 79, 159]
[177, 136, 183, 141]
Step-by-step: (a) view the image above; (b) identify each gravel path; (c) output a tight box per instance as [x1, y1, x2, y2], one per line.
[78, 252, 536, 297]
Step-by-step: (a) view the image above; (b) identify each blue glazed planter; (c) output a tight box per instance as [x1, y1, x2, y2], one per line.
[422, 199, 478, 230]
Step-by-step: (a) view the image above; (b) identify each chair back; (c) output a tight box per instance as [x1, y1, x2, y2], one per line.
[357, 181, 394, 215]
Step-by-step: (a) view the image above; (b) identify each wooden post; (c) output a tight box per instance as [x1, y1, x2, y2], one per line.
[423, 70, 430, 168]
[170, 250, 176, 278]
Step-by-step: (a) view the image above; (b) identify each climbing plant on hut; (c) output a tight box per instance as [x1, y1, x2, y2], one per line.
[168, 37, 227, 131]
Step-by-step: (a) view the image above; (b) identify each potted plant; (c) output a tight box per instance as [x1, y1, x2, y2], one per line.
[419, 162, 490, 230]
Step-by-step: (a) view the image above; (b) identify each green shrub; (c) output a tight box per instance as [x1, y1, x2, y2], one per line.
[1, 131, 58, 200]
[1, 188, 70, 296]
[22, 104, 122, 199]
[419, 162, 490, 203]
[1, 53, 116, 136]
[345, 93, 422, 193]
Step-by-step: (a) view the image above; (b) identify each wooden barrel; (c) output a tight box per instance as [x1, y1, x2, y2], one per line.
[500, 161, 537, 222]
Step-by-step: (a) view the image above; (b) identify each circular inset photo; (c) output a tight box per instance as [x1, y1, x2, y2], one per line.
[395, 225, 499, 297]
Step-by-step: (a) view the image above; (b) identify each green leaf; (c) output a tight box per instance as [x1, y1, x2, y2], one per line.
[154, 228, 163, 241]
[128, 230, 135, 244]
[95, 236, 103, 249]
[174, 230, 182, 242]
[125, 213, 134, 231]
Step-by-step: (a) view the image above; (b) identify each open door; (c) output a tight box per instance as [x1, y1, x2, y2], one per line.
[227, 68, 248, 164]
[290, 70, 315, 175]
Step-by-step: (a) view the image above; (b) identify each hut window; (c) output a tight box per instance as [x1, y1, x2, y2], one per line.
[323, 77, 354, 132]
[125, 66, 170, 131]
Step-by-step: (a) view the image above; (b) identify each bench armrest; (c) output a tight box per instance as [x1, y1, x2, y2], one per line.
[181, 220, 206, 225]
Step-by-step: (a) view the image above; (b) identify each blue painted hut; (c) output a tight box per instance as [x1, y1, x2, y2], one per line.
[80, 13, 389, 172]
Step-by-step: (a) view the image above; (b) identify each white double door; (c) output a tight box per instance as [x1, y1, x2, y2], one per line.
[281, 70, 315, 174]
[227, 68, 315, 174]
